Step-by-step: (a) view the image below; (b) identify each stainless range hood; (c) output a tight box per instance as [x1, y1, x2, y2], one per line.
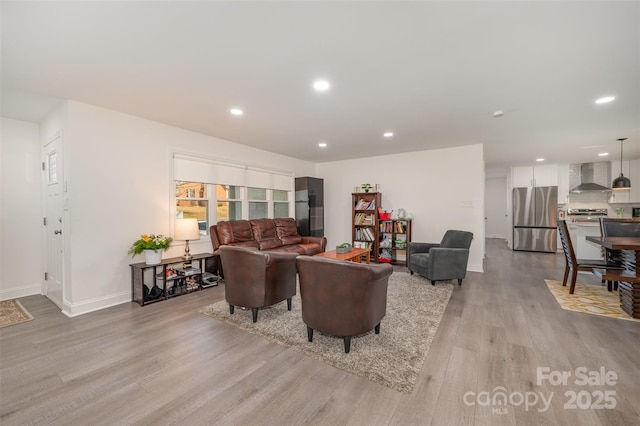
[569, 162, 612, 193]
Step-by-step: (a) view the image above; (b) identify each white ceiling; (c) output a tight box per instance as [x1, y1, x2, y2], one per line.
[2, 1, 639, 177]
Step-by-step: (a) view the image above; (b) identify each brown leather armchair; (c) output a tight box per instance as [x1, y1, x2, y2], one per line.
[220, 246, 298, 323]
[296, 256, 393, 353]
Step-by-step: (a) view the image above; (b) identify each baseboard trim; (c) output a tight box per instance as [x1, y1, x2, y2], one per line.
[0, 283, 42, 301]
[486, 234, 507, 239]
[61, 291, 131, 317]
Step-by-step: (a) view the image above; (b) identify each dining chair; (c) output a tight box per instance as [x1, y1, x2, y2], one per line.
[557, 220, 623, 294]
[599, 218, 640, 262]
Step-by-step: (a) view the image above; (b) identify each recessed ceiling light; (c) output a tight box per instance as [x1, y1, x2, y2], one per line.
[536, 158, 545, 162]
[318, 142, 327, 148]
[493, 110, 504, 118]
[383, 132, 394, 137]
[598, 152, 609, 156]
[595, 96, 615, 104]
[230, 108, 243, 116]
[313, 80, 330, 91]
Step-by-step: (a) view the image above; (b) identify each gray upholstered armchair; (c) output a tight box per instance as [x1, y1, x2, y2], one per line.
[407, 230, 473, 286]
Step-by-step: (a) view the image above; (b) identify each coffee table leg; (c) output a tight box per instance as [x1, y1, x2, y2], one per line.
[365, 251, 370, 264]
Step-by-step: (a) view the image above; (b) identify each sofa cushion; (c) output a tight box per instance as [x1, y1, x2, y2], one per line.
[250, 219, 283, 250]
[297, 242, 325, 256]
[250, 219, 277, 240]
[258, 237, 284, 250]
[216, 220, 254, 245]
[274, 217, 302, 245]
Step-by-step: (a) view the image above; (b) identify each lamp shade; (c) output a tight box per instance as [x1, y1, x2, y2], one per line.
[612, 137, 632, 190]
[612, 175, 631, 190]
[175, 218, 200, 241]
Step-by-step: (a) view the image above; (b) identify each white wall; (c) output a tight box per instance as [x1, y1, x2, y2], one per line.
[485, 177, 508, 239]
[33, 100, 317, 316]
[318, 145, 485, 272]
[1, 118, 44, 300]
[2, 100, 486, 313]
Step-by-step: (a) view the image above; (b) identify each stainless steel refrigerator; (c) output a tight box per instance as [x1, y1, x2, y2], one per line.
[513, 186, 558, 252]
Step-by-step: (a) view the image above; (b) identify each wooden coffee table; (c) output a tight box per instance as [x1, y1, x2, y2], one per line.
[314, 247, 371, 264]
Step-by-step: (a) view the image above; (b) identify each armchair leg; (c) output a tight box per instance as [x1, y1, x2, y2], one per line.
[251, 308, 258, 323]
[458, 279, 463, 286]
[431, 280, 436, 286]
[375, 323, 380, 334]
[287, 297, 292, 311]
[307, 326, 314, 342]
[229, 305, 235, 314]
[343, 336, 352, 353]
[410, 270, 414, 275]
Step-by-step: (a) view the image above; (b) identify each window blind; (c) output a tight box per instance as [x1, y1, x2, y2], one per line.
[173, 154, 292, 190]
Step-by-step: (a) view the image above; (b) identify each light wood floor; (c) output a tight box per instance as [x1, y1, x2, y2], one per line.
[1, 239, 639, 425]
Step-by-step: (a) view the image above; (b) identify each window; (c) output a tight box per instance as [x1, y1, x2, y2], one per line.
[176, 181, 208, 235]
[172, 155, 293, 226]
[248, 187, 268, 219]
[216, 185, 242, 221]
[273, 189, 289, 218]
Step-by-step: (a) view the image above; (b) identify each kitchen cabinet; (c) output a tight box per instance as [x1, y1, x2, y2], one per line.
[567, 222, 602, 261]
[631, 159, 640, 202]
[557, 163, 570, 204]
[511, 164, 558, 187]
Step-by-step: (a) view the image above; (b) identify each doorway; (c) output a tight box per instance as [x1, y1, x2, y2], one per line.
[485, 177, 508, 239]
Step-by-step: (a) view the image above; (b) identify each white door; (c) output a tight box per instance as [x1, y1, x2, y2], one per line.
[43, 135, 64, 309]
[485, 177, 508, 239]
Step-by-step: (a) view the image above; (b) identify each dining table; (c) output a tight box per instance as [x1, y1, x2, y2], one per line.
[585, 236, 640, 318]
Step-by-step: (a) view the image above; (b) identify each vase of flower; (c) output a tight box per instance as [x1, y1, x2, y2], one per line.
[143, 249, 163, 265]
[128, 233, 172, 264]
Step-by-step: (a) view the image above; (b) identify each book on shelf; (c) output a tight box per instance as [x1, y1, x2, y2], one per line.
[354, 212, 374, 225]
[379, 221, 393, 233]
[354, 241, 372, 249]
[394, 221, 408, 233]
[355, 228, 374, 241]
[355, 198, 376, 210]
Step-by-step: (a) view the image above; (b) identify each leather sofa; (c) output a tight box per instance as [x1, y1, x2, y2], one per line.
[210, 217, 327, 255]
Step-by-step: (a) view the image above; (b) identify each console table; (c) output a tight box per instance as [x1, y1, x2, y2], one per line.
[130, 253, 215, 306]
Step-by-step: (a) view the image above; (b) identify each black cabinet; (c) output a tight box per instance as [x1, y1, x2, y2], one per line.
[295, 177, 324, 237]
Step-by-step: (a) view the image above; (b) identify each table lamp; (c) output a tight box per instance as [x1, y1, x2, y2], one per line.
[175, 218, 200, 261]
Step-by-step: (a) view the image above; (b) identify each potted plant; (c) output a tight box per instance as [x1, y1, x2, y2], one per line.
[128, 234, 173, 265]
[336, 242, 352, 254]
[361, 183, 372, 193]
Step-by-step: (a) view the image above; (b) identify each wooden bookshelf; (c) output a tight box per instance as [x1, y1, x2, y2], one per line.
[379, 219, 412, 265]
[352, 192, 382, 263]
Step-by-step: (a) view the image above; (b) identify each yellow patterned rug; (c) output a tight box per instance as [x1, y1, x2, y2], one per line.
[544, 280, 639, 322]
[0, 299, 34, 328]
